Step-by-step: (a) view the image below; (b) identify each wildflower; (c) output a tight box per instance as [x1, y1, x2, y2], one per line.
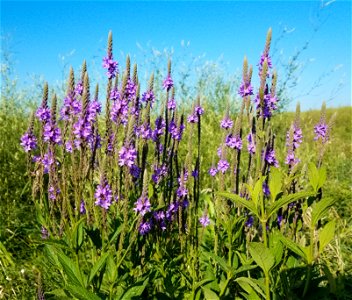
[199, 214, 210, 227]
[43, 121, 62, 145]
[285, 153, 299, 166]
[125, 79, 137, 100]
[245, 216, 254, 228]
[238, 81, 253, 97]
[209, 166, 218, 177]
[263, 182, 270, 197]
[110, 88, 121, 101]
[41, 226, 49, 239]
[264, 148, 279, 167]
[36, 106, 51, 122]
[48, 185, 60, 200]
[94, 178, 113, 210]
[20, 131, 37, 152]
[169, 120, 185, 141]
[139, 219, 153, 235]
[167, 98, 176, 110]
[134, 196, 151, 216]
[102, 54, 118, 79]
[163, 75, 173, 91]
[217, 159, 230, 173]
[139, 123, 152, 140]
[60, 94, 81, 120]
[187, 113, 198, 123]
[152, 164, 168, 184]
[247, 133, 256, 154]
[142, 90, 155, 107]
[314, 122, 328, 143]
[152, 117, 166, 141]
[225, 134, 242, 150]
[42, 151, 55, 174]
[87, 100, 101, 122]
[130, 165, 141, 179]
[195, 105, 204, 116]
[80, 200, 86, 214]
[75, 81, 84, 96]
[118, 145, 137, 167]
[220, 117, 233, 129]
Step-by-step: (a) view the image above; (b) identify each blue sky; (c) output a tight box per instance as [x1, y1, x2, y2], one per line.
[1, 0, 351, 110]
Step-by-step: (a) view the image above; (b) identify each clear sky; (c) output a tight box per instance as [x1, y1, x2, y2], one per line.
[1, 0, 351, 110]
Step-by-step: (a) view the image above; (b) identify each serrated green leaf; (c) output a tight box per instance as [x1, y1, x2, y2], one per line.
[269, 168, 282, 202]
[267, 191, 315, 219]
[252, 176, 265, 210]
[88, 252, 110, 284]
[248, 242, 275, 274]
[72, 217, 85, 251]
[269, 231, 283, 268]
[218, 192, 259, 218]
[235, 277, 265, 298]
[311, 198, 336, 226]
[319, 221, 335, 254]
[106, 253, 117, 282]
[278, 233, 307, 262]
[66, 284, 101, 300]
[57, 251, 85, 287]
[44, 245, 60, 268]
[202, 287, 220, 300]
[121, 278, 149, 300]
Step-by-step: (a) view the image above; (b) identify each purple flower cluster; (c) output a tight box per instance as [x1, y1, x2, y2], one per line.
[264, 148, 279, 167]
[152, 116, 166, 142]
[225, 134, 242, 150]
[20, 131, 37, 152]
[177, 172, 188, 198]
[48, 185, 60, 200]
[199, 214, 210, 227]
[118, 145, 137, 168]
[220, 117, 233, 129]
[169, 120, 185, 141]
[43, 121, 62, 145]
[152, 164, 168, 184]
[111, 92, 129, 125]
[238, 81, 254, 98]
[285, 124, 303, 167]
[163, 75, 173, 91]
[217, 159, 230, 174]
[254, 89, 278, 118]
[125, 79, 137, 100]
[134, 196, 151, 216]
[247, 133, 256, 154]
[60, 94, 82, 120]
[187, 105, 204, 124]
[208, 166, 218, 177]
[102, 54, 118, 79]
[142, 90, 155, 107]
[314, 122, 328, 143]
[94, 178, 113, 210]
[167, 98, 176, 110]
[258, 52, 272, 77]
[36, 106, 51, 122]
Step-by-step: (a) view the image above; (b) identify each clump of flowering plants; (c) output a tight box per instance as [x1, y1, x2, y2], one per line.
[22, 30, 338, 299]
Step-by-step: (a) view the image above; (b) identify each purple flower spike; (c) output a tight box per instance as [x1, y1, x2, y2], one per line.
[134, 196, 151, 216]
[247, 133, 256, 154]
[139, 219, 153, 235]
[225, 134, 242, 150]
[142, 90, 155, 106]
[36, 106, 51, 122]
[195, 105, 204, 116]
[209, 166, 218, 177]
[245, 216, 254, 228]
[41, 226, 49, 239]
[118, 145, 137, 168]
[238, 81, 253, 98]
[75, 81, 84, 96]
[94, 178, 113, 210]
[80, 200, 86, 214]
[199, 214, 210, 227]
[187, 113, 198, 123]
[163, 75, 173, 91]
[217, 159, 230, 174]
[220, 117, 233, 129]
[264, 148, 279, 167]
[102, 54, 118, 79]
[167, 98, 176, 110]
[314, 122, 328, 143]
[43, 122, 62, 145]
[20, 131, 37, 152]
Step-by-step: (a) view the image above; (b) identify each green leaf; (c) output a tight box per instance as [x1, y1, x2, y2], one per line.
[72, 217, 85, 251]
[267, 191, 315, 219]
[66, 284, 101, 300]
[206, 251, 231, 273]
[248, 242, 275, 274]
[57, 250, 85, 287]
[233, 264, 258, 275]
[251, 176, 265, 210]
[278, 233, 307, 262]
[235, 277, 265, 298]
[106, 253, 117, 282]
[269, 232, 283, 268]
[121, 278, 149, 300]
[311, 198, 336, 226]
[44, 245, 60, 269]
[202, 287, 219, 300]
[268, 168, 282, 202]
[319, 221, 336, 254]
[308, 163, 326, 192]
[218, 192, 259, 219]
[88, 252, 110, 284]
[194, 279, 215, 292]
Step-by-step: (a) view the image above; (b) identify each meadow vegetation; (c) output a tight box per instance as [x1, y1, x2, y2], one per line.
[0, 29, 351, 299]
